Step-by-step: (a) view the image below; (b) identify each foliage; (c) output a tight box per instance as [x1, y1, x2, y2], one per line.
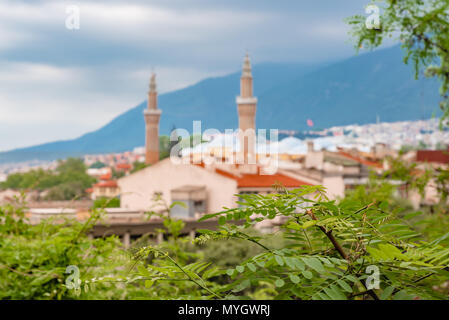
[197, 232, 287, 269]
[93, 197, 120, 209]
[118, 196, 226, 299]
[89, 161, 106, 169]
[124, 181, 449, 300]
[44, 181, 87, 201]
[0, 196, 133, 299]
[193, 185, 449, 300]
[346, 0, 449, 125]
[382, 155, 449, 203]
[3, 157, 449, 300]
[159, 135, 171, 160]
[0, 158, 95, 200]
[111, 167, 125, 180]
[131, 161, 149, 174]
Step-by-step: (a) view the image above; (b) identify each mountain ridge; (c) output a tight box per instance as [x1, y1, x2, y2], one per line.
[0, 45, 441, 164]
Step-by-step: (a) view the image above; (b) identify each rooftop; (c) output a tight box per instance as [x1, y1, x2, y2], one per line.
[416, 149, 449, 164]
[214, 167, 312, 188]
[93, 180, 118, 188]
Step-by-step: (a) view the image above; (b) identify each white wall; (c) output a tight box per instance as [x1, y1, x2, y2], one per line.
[118, 159, 238, 213]
[305, 152, 324, 170]
[322, 175, 345, 199]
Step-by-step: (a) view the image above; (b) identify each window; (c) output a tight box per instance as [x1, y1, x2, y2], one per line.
[194, 200, 203, 207]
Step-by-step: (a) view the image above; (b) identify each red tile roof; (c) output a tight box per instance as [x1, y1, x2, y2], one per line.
[214, 168, 311, 188]
[99, 172, 112, 180]
[237, 173, 312, 188]
[338, 151, 383, 168]
[93, 180, 118, 188]
[116, 163, 132, 170]
[417, 150, 449, 164]
[193, 162, 311, 188]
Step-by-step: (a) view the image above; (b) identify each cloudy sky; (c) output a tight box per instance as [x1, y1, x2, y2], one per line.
[0, 0, 374, 151]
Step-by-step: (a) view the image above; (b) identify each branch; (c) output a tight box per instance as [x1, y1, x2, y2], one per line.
[306, 209, 379, 300]
[156, 249, 223, 299]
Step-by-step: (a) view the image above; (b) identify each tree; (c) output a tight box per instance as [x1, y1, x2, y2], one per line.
[127, 183, 449, 300]
[0, 199, 128, 299]
[89, 161, 106, 169]
[4, 175, 449, 299]
[159, 136, 171, 160]
[131, 161, 149, 174]
[93, 197, 120, 209]
[56, 158, 87, 174]
[1, 158, 95, 200]
[346, 0, 449, 126]
[45, 158, 95, 200]
[111, 167, 125, 180]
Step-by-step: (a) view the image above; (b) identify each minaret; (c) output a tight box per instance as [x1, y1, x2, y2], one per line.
[236, 53, 257, 164]
[144, 73, 162, 165]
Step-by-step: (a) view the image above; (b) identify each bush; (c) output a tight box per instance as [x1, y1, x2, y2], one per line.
[130, 185, 449, 300]
[93, 197, 120, 209]
[1, 158, 95, 200]
[0, 199, 134, 299]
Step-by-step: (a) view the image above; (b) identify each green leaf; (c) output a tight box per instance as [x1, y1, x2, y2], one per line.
[393, 290, 413, 300]
[378, 243, 406, 260]
[302, 270, 313, 279]
[379, 201, 388, 211]
[255, 260, 265, 268]
[290, 287, 303, 297]
[380, 286, 395, 300]
[144, 280, 154, 288]
[403, 211, 422, 220]
[247, 263, 256, 272]
[137, 265, 150, 277]
[218, 216, 226, 225]
[324, 285, 347, 300]
[337, 280, 352, 293]
[289, 274, 300, 284]
[284, 257, 296, 269]
[302, 257, 325, 273]
[240, 279, 251, 290]
[170, 201, 187, 209]
[226, 269, 235, 276]
[275, 255, 285, 266]
[198, 212, 222, 221]
[232, 279, 250, 293]
[292, 258, 305, 271]
[302, 220, 317, 229]
[285, 222, 302, 231]
[236, 265, 245, 273]
[275, 279, 285, 287]
[316, 292, 330, 300]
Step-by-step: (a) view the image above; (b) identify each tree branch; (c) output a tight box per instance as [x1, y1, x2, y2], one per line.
[306, 208, 379, 300]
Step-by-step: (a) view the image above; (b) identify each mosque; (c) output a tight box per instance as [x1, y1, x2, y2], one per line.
[117, 54, 312, 217]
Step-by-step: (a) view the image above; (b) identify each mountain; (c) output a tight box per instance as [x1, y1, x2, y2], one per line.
[257, 46, 441, 130]
[0, 45, 441, 164]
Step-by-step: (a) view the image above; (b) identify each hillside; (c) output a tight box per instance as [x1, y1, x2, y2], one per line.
[0, 45, 441, 163]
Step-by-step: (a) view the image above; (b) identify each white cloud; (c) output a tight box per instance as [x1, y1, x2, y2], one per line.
[0, 60, 225, 150]
[0, 0, 364, 151]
